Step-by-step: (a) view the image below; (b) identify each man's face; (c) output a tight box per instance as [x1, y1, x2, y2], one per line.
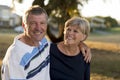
[24, 13, 47, 42]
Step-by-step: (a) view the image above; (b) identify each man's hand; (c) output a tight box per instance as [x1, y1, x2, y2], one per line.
[79, 42, 92, 63]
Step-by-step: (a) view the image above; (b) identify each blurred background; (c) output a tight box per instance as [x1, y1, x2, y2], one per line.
[0, 0, 120, 80]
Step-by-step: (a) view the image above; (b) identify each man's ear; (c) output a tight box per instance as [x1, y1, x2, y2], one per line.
[63, 29, 66, 34]
[22, 22, 26, 31]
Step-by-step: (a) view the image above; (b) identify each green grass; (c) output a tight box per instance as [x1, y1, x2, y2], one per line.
[87, 27, 120, 44]
[0, 28, 17, 79]
[0, 33, 17, 80]
[0, 28, 120, 80]
[0, 33, 17, 58]
[109, 27, 120, 33]
[87, 27, 120, 80]
[87, 33, 120, 44]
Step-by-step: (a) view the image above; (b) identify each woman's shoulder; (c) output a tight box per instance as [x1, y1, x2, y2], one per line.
[50, 42, 63, 53]
[50, 41, 63, 47]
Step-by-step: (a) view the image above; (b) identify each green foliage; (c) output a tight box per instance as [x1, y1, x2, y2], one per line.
[32, 0, 86, 19]
[104, 16, 118, 28]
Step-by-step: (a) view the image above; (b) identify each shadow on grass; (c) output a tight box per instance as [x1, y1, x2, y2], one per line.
[91, 48, 120, 80]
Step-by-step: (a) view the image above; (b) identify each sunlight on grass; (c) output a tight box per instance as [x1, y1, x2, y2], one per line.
[0, 33, 17, 64]
[91, 73, 114, 80]
[87, 33, 120, 44]
[85, 41, 120, 52]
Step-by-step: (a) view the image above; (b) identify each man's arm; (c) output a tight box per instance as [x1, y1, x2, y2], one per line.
[79, 42, 92, 63]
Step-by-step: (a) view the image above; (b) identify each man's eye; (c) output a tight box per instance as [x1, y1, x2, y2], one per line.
[31, 22, 36, 25]
[41, 22, 47, 26]
[74, 30, 78, 33]
[67, 28, 71, 31]
[41, 22, 45, 24]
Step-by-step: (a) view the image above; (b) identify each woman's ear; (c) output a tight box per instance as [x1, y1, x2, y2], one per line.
[82, 34, 87, 41]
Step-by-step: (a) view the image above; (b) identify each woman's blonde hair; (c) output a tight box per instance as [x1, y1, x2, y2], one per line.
[64, 17, 90, 37]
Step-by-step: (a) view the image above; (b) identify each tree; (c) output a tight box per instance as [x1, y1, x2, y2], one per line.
[11, 0, 23, 9]
[104, 17, 118, 28]
[32, 0, 88, 43]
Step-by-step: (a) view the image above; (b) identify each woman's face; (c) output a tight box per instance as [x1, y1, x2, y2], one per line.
[64, 25, 86, 45]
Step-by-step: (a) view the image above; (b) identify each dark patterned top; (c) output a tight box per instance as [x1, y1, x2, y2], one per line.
[50, 43, 90, 80]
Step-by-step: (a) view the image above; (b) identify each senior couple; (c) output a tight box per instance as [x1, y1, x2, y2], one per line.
[1, 5, 91, 80]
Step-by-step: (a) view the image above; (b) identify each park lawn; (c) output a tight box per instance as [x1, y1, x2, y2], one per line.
[87, 33, 120, 44]
[0, 33, 17, 59]
[0, 29, 120, 80]
[90, 49, 120, 80]
[87, 27, 120, 80]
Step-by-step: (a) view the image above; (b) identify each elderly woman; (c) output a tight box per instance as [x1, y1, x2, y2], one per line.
[50, 17, 90, 80]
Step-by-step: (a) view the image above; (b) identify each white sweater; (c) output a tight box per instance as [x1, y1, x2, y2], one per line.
[1, 36, 50, 80]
